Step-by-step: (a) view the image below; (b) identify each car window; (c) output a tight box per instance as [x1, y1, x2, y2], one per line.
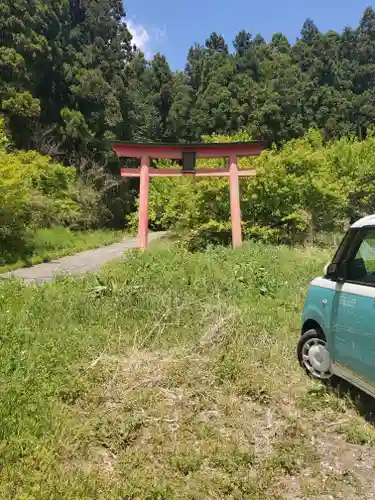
[347, 230, 375, 285]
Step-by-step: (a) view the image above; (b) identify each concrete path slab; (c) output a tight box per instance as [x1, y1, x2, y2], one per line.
[0, 232, 165, 284]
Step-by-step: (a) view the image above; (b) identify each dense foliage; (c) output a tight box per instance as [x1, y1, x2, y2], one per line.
[3, 2, 375, 243]
[140, 131, 375, 249]
[0, 120, 102, 264]
[2, 4, 375, 165]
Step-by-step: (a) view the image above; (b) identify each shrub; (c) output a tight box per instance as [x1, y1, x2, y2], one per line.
[241, 130, 347, 244]
[0, 119, 104, 264]
[0, 150, 33, 264]
[17, 149, 104, 229]
[134, 130, 375, 248]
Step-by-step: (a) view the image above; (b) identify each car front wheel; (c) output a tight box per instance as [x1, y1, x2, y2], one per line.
[297, 329, 332, 380]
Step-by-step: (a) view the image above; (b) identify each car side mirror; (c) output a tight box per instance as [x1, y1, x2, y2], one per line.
[324, 263, 330, 276]
[324, 262, 347, 281]
[325, 263, 337, 277]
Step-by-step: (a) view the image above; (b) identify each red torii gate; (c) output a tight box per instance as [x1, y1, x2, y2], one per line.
[112, 142, 266, 250]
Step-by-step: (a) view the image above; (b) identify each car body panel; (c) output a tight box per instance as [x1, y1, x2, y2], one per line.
[301, 216, 375, 398]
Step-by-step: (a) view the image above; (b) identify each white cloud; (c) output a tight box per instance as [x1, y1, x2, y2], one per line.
[127, 19, 167, 59]
[127, 20, 150, 54]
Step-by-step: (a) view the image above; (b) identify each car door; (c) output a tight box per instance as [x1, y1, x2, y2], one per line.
[332, 229, 375, 385]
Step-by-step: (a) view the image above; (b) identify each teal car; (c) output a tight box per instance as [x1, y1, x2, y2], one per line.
[298, 215, 375, 397]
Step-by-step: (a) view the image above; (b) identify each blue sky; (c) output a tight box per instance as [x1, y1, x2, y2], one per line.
[124, 0, 371, 70]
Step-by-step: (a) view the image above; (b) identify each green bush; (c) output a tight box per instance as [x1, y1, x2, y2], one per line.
[0, 147, 33, 264]
[135, 130, 375, 249]
[241, 130, 347, 244]
[0, 119, 104, 264]
[17, 149, 104, 229]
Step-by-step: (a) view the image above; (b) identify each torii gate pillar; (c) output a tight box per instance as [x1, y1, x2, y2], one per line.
[112, 142, 266, 250]
[138, 155, 150, 249]
[229, 154, 242, 249]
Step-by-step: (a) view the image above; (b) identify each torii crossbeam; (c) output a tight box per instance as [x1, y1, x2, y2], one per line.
[112, 142, 266, 250]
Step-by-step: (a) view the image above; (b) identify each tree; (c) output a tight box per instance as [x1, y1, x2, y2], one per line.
[3, 3, 375, 230]
[166, 72, 194, 141]
[253, 34, 266, 46]
[270, 33, 290, 53]
[205, 32, 228, 53]
[359, 7, 375, 38]
[301, 18, 320, 44]
[233, 30, 252, 56]
[148, 53, 173, 140]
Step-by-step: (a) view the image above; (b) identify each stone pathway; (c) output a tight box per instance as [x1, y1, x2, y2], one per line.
[0, 232, 165, 284]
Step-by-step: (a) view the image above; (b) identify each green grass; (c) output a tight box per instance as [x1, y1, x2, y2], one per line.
[0, 227, 128, 273]
[1, 241, 375, 499]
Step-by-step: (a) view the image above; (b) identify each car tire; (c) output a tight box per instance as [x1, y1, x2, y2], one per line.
[297, 329, 332, 380]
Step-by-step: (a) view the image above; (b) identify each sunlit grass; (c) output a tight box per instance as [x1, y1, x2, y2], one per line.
[1, 241, 374, 498]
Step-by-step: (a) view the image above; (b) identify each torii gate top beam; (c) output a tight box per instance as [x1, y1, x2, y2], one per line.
[112, 141, 266, 159]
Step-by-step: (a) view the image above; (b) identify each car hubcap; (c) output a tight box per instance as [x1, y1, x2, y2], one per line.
[302, 338, 331, 380]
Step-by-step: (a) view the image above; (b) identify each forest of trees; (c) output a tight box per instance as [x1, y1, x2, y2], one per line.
[2, 1, 375, 248]
[3, 3, 375, 165]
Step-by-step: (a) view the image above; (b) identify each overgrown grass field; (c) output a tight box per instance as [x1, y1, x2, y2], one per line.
[1, 242, 375, 499]
[0, 227, 127, 273]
